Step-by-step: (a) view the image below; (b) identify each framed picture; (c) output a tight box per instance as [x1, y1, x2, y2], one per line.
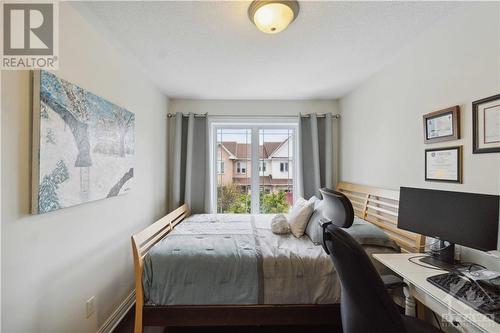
[422, 106, 460, 143]
[472, 93, 500, 154]
[425, 146, 462, 183]
[31, 70, 135, 214]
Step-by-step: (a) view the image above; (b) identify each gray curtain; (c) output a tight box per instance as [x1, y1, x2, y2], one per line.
[299, 113, 335, 199]
[171, 113, 208, 213]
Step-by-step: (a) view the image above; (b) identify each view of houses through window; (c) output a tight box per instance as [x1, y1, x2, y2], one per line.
[215, 126, 295, 214]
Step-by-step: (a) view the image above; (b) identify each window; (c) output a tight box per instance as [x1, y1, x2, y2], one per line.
[280, 162, 289, 172]
[259, 161, 266, 172]
[215, 128, 252, 214]
[260, 128, 294, 213]
[211, 122, 297, 214]
[236, 162, 247, 174]
[217, 161, 224, 174]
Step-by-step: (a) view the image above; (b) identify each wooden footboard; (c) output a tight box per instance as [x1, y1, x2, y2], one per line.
[131, 204, 190, 333]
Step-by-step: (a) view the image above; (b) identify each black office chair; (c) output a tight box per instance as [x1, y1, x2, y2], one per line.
[319, 189, 441, 333]
[319, 188, 355, 229]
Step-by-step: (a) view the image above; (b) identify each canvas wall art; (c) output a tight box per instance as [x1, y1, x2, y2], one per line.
[31, 70, 135, 214]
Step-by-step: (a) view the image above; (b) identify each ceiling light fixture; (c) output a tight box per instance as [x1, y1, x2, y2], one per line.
[248, 1, 300, 34]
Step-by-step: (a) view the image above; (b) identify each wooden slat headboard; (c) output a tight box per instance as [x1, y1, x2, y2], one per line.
[336, 182, 424, 253]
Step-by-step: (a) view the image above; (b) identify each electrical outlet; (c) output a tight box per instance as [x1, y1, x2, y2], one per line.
[86, 296, 95, 318]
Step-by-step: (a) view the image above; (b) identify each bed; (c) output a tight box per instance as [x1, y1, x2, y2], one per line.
[131, 182, 424, 333]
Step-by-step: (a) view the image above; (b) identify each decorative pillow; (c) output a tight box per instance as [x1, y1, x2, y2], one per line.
[288, 197, 314, 238]
[305, 199, 325, 245]
[271, 214, 290, 235]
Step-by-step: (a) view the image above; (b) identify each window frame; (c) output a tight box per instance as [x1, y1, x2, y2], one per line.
[259, 160, 267, 172]
[279, 162, 289, 172]
[236, 161, 247, 174]
[209, 117, 299, 214]
[217, 160, 225, 174]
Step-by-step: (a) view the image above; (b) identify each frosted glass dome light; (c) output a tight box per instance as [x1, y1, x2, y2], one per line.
[248, 1, 300, 34]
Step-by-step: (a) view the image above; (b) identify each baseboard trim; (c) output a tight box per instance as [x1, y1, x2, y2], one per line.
[97, 290, 135, 333]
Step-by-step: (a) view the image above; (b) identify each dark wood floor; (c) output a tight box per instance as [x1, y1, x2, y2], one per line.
[113, 306, 342, 333]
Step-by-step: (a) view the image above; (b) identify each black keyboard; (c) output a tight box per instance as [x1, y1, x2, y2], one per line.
[427, 273, 500, 324]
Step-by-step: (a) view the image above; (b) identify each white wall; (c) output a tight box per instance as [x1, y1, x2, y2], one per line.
[339, 3, 500, 268]
[1, 3, 168, 332]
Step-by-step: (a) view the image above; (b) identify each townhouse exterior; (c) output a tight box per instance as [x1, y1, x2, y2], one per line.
[216, 138, 294, 193]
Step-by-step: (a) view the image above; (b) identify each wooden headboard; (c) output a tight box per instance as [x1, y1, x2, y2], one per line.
[336, 182, 424, 253]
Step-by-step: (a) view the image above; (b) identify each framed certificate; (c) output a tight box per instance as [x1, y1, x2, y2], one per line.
[425, 146, 462, 183]
[423, 106, 460, 143]
[473, 94, 500, 154]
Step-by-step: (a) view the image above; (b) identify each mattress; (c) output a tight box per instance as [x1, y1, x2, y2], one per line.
[142, 214, 398, 306]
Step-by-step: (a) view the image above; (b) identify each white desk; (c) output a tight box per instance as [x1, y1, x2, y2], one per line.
[373, 253, 499, 333]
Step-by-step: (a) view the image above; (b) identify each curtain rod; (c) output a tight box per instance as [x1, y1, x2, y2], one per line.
[167, 113, 340, 119]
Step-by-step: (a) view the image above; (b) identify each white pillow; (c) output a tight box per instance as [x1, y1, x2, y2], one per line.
[304, 196, 324, 243]
[308, 196, 321, 209]
[305, 200, 325, 244]
[288, 197, 314, 238]
[271, 214, 290, 234]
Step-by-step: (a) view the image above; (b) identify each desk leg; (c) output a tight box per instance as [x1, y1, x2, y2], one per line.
[403, 286, 416, 317]
[416, 301, 426, 320]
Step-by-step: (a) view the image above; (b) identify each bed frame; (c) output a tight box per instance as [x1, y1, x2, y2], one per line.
[131, 182, 424, 333]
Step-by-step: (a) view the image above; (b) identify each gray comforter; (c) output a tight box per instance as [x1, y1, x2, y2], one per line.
[143, 214, 398, 305]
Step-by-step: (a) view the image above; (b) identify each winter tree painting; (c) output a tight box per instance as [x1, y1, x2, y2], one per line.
[31, 70, 135, 214]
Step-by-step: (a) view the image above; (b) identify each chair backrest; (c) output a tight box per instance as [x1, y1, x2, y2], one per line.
[319, 188, 354, 228]
[324, 225, 407, 333]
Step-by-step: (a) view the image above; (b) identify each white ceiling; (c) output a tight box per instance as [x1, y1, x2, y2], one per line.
[75, 1, 462, 100]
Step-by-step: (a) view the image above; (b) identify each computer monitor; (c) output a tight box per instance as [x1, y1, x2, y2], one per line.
[398, 187, 499, 268]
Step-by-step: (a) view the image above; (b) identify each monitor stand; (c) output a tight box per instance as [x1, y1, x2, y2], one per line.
[419, 240, 456, 270]
[419, 256, 456, 271]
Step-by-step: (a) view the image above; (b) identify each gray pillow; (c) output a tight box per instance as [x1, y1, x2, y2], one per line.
[306, 208, 400, 251]
[305, 199, 325, 245]
[344, 217, 400, 251]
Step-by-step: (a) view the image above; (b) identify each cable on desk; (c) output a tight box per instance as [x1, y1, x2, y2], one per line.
[456, 262, 486, 271]
[407, 255, 450, 271]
